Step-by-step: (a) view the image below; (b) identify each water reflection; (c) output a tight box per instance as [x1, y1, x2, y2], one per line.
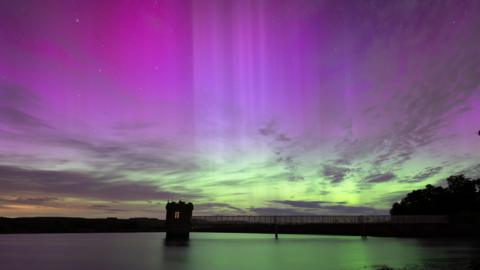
[164, 238, 190, 247]
[0, 233, 479, 270]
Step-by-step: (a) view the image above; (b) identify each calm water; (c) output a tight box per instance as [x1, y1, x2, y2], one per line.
[1, 233, 479, 270]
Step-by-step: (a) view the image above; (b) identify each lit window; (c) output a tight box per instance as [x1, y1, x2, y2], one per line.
[174, 211, 180, 219]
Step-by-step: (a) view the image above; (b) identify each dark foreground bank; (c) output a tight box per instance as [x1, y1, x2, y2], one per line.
[2, 216, 480, 238]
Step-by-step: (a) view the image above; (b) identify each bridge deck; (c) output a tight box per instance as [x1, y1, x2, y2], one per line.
[189, 215, 456, 237]
[191, 215, 448, 225]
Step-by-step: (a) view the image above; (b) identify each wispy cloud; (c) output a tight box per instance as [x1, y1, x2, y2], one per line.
[195, 202, 245, 215]
[320, 164, 351, 184]
[0, 164, 201, 201]
[365, 172, 396, 183]
[0, 85, 51, 132]
[251, 202, 385, 215]
[400, 166, 443, 183]
[249, 207, 307, 216]
[258, 122, 304, 181]
[317, 205, 386, 215]
[271, 200, 346, 208]
[0, 196, 58, 206]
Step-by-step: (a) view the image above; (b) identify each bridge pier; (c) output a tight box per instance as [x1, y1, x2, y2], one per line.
[360, 216, 367, 239]
[274, 216, 278, 239]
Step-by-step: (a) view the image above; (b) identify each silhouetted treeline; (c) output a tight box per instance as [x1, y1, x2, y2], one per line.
[0, 217, 165, 234]
[391, 175, 480, 215]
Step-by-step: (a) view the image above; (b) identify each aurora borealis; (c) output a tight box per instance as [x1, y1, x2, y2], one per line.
[1, 0, 480, 217]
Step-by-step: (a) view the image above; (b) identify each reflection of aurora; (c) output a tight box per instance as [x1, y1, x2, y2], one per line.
[0, 0, 480, 218]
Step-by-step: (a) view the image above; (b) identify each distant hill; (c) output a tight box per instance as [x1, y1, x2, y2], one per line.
[0, 217, 165, 234]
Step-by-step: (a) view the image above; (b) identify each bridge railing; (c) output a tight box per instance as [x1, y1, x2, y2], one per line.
[390, 215, 448, 224]
[191, 215, 448, 225]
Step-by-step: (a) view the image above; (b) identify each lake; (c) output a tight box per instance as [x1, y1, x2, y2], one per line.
[1, 233, 479, 270]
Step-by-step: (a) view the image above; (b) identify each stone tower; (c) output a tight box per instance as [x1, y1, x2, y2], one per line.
[165, 201, 194, 240]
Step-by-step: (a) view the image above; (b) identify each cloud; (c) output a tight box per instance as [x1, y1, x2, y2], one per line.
[458, 163, 480, 178]
[378, 191, 411, 205]
[328, 1, 480, 174]
[319, 205, 387, 215]
[321, 164, 351, 183]
[267, 200, 385, 215]
[0, 164, 200, 202]
[258, 121, 276, 136]
[203, 177, 259, 188]
[56, 138, 126, 157]
[249, 207, 307, 216]
[0, 85, 201, 178]
[372, 34, 479, 167]
[400, 166, 443, 183]
[258, 122, 304, 182]
[275, 134, 291, 142]
[50, 137, 203, 180]
[271, 200, 346, 208]
[365, 172, 396, 183]
[265, 200, 384, 215]
[196, 203, 243, 212]
[0, 85, 50, 131]
[0, 196, 58, 206]
[0, 107, 49, 129]
[250, 204, 385, 215]
[191, 202, 247, 215]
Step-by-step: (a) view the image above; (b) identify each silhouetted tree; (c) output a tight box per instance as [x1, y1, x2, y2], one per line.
[390, 174, 480, 215]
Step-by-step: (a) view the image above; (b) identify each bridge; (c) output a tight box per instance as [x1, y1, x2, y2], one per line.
[1, 214, 477, 237]
[190, 215, 452, 238]
[164, 201, 469, 239]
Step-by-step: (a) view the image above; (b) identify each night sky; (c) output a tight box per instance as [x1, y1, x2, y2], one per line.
[1, 0, 480, 217]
